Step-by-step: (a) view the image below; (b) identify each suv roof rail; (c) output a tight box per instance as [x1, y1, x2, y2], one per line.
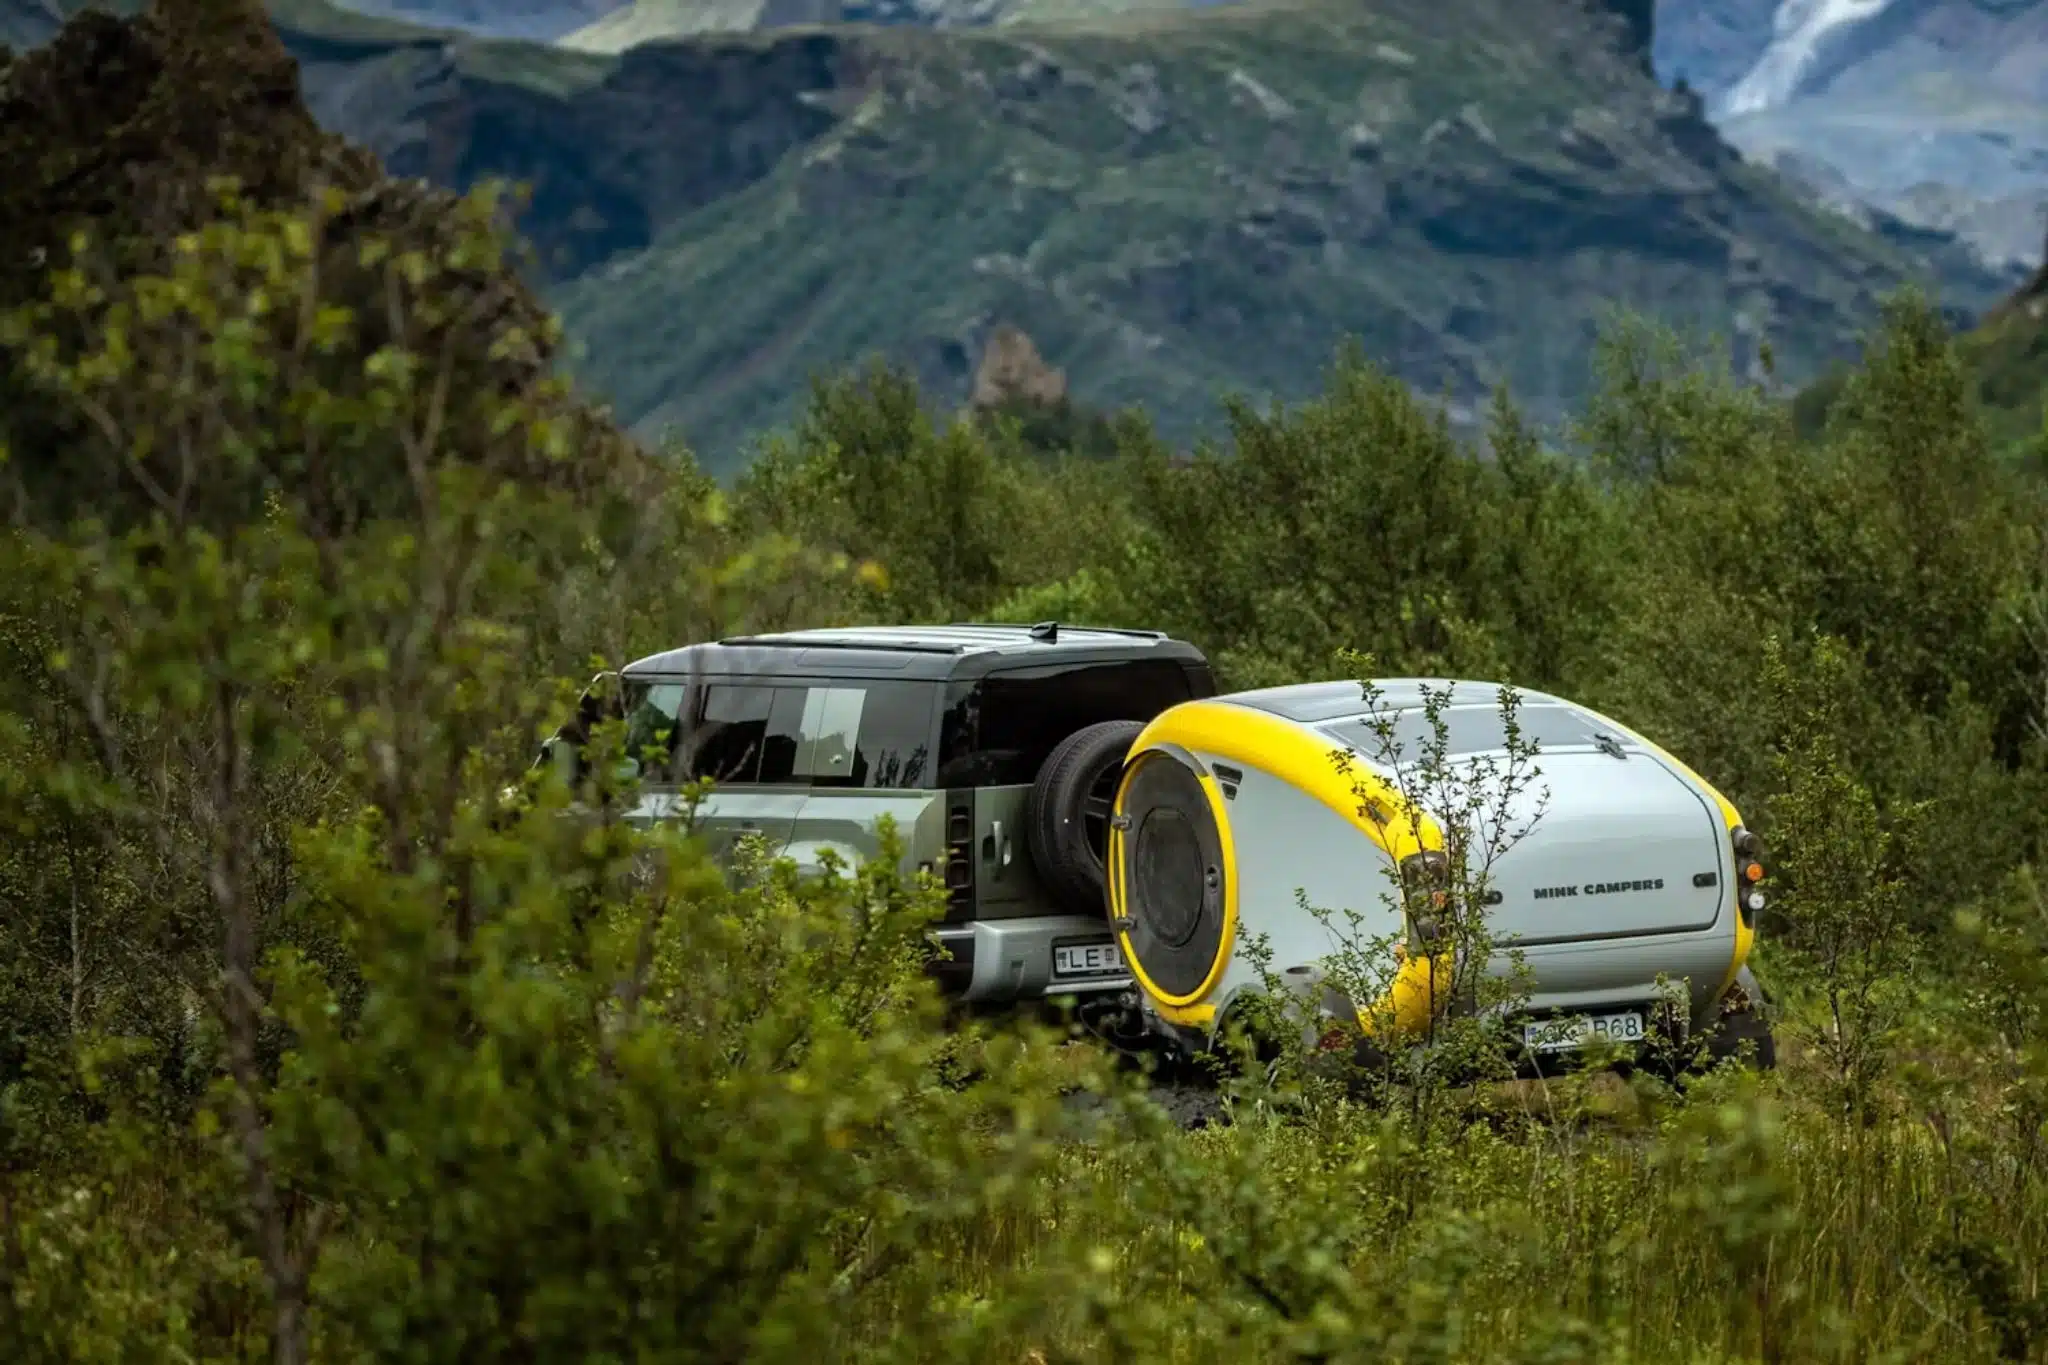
[712, 623, 1177, 655]
[947, 621, 1171, 641]
[713, 632, 967, 655]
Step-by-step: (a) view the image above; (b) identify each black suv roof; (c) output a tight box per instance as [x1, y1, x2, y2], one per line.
[621, 622, 1209, 684]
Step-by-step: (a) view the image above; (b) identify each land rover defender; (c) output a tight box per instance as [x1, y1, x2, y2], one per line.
[542, 622, 1217, 1013]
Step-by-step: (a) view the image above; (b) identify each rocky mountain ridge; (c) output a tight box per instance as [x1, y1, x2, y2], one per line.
[527, 0, 2012, 458]
[333, 0, 625, 40]
[1, 0, 2027, 467]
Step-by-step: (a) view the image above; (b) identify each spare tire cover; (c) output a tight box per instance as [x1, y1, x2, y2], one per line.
[1118, 750, 1228, 1001]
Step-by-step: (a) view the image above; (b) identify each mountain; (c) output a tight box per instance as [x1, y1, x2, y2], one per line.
[453, 0, 2019, 461]
[555, 0, 1179, 52]
[292, 0, 2048, 279]
[2, 0, 2024, 468]
[335, 0, 626, 41]
[1656, 0, 2048, 271]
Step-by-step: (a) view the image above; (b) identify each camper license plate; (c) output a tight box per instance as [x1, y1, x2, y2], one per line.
[1054, 942, 1126, 977]
[1523, 1010, 1646, 1053]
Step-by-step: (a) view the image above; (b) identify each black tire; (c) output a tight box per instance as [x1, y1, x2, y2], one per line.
[1696, 1004, 1778, 1073]
[1026, 718, 1146, 913]
[1687, 966, 1778, 1076]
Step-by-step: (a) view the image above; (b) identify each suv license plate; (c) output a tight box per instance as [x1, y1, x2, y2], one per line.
[1055, 942, 1125, 977]
[1523, 1010, 1645, 1053]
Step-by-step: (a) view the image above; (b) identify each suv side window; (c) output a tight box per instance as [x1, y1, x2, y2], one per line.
[798, 681, 936, 789]
[620, 681, 687, 773]
[652, 678, 937, 789]
[937, 659, 1198, 788]
[680, 684, 807, 784]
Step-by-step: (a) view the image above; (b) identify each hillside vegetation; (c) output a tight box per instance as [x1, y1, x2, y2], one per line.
[1968, 258, 2048, 459]
[1793, 240, 2046, 460]
[9, 0, 2018, 469]
[536, 0, 2015, 462]
[7, 4, 2048, 1363]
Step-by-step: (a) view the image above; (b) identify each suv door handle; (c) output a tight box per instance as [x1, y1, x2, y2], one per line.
[987, 819, 1014, 875]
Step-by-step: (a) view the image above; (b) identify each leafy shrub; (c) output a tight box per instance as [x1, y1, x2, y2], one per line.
[6, 9, 2048, 1356]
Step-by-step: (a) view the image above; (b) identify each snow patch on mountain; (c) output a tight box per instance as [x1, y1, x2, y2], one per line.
[1720, 0, 1900, 114]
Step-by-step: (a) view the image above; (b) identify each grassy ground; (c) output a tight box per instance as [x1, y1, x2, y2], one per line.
[895, 990, 2048, 1363]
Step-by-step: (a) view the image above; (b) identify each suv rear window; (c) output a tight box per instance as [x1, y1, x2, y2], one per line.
[616, 677, 939, 789]
[1323, 703, 1613, 766]
[938, 659, 1199, 788]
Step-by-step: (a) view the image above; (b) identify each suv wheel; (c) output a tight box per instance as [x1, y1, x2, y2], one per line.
[1026, 718, 1146, 912]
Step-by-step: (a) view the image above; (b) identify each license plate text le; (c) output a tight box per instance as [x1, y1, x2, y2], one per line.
[1055, 942, 1124, 976]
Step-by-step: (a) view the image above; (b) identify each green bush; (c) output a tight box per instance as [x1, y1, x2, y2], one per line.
[6, 113, 2048, 1365]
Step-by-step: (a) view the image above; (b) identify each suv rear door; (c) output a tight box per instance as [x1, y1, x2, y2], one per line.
[783, 678, 949, 882]
[939, 656, 1211, 919]
[624, 677, 812, 860]
[628, 674, 951, 879]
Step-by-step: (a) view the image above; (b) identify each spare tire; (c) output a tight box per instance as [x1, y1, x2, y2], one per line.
[1026, 718, 1146, 913]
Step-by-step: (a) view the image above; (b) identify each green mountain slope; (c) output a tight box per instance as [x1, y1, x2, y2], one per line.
[529, 0, 2010, 460]
[4, 0, 2023, 469]
[557, 0, 795, 49]
[337, 0, 625, 40]
[1790, 245, 2046, 461]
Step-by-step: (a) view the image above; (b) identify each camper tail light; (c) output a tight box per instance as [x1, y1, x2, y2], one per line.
[1732, 826, 1766, 923]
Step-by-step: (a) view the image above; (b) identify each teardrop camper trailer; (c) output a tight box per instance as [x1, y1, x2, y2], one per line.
[1105, 679, 1776, 1073]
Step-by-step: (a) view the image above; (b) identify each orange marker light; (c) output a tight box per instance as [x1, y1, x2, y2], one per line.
[1743, 861, 1765, 883]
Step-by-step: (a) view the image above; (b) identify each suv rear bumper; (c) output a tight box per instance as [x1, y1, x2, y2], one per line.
[931, 915, 1131, 1003]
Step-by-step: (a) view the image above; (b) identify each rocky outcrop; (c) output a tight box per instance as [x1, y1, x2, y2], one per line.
[357, 33, 876, 277]
[1590, 0, 1655, 73]
[339, 0, 627, 41]
[970, 323, 1066, 410]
